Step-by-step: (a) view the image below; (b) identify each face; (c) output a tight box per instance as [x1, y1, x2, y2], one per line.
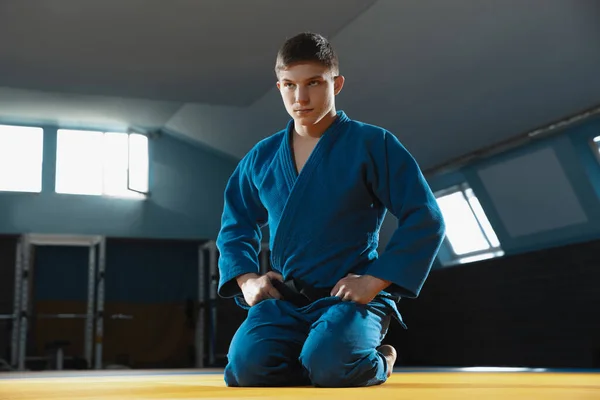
[276, 62, 344, 130]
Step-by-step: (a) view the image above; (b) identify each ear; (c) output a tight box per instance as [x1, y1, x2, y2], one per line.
[276, 81, 281, 90]
[333, 75, 345, 95]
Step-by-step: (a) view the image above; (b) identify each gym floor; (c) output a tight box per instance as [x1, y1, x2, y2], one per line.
[1, 368, 599, 399]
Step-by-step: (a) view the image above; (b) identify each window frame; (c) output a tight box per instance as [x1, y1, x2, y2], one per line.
[589, 135, 600, 164]
[55, 129, 150, 199]
[126, 132, 150, 196]
[435, 183, 504, 266]
[0, 124, 45, 194]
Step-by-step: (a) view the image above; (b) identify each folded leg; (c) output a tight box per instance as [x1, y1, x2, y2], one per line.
[299, 300, 392, 387]
[224, 299, 311, 387]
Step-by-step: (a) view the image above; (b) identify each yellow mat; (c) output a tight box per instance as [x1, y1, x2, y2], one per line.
[1, 369, 599, 399]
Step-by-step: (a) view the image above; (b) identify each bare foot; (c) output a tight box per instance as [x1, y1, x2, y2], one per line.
[378, 345, 397, 378]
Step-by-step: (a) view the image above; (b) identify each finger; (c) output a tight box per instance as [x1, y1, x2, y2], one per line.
[343, 292, 354, 302]
[334, 286, 346, 299]
[338, 293, 350, 301]
[331, 279, 345, 296]
[266, 271, 284, 282]
[266, 286, 282, 300]
[330, 284, 338, 297]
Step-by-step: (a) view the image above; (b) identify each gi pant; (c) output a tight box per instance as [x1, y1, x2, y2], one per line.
[224, 296, 393, 387]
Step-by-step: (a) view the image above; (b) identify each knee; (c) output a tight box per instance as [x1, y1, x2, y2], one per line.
[299, 302, 383, 387]
[299, 327, 358, 387]
[224, 300, 287, 387]
[300, 347, 342, 387]
[225, 340, 273, 387]
[301, 341, 384, 387]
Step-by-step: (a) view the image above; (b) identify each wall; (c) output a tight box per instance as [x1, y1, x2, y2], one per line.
[375, 115, 600, 369]
[424, 115, 600, 263]
[5, 113, 600, 369]
[0, 122, 239, 368]
[382, 237, 600, 369]
[0, 124, 238, 240]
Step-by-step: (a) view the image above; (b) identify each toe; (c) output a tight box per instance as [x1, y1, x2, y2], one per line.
[378, 345, 397, 377]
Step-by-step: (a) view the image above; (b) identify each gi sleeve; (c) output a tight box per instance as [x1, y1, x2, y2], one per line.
[365, 131, 446, 298]
[216, 152, 268, 298]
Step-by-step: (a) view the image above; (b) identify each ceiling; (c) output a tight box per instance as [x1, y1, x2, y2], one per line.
[0, 0, 375, 105]
[1, 0, 600, 172]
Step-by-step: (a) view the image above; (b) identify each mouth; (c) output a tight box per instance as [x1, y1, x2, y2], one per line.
[294, 109, 313, 114]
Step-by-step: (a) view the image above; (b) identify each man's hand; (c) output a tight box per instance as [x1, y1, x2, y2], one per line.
[236, 271, 284, 307]
[331, 274, 391, 304]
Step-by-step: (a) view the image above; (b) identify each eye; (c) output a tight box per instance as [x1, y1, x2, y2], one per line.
[308, 80, 320, 86]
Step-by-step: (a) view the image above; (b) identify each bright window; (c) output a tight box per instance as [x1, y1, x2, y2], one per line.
[435, 184, 503, 265]
[0, 125, 44, 193]
[127, 134, 150, 194]
[56, 129, 149, 199]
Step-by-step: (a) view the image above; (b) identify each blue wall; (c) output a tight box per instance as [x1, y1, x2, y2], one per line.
[0, 122, 239, 303]
[34, 239, 199, 303]
[0, 125, 238, 240]
[427, 115, 600, 263]
[7, 115, 600, 300]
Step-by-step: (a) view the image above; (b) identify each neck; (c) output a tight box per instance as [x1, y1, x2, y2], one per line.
[294, 109, 338, 139]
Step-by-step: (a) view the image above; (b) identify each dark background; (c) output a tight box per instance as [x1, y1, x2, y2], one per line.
[2, 234, 598, 369]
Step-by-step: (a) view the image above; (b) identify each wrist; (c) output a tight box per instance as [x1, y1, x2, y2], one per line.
[236, 272, 259, 288]
[365, 275, 391, 292]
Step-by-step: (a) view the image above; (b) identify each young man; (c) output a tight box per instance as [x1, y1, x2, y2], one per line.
[216, 32, 445, 388]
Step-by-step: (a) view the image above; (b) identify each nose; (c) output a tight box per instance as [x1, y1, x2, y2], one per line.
[295, 86, 309, 104]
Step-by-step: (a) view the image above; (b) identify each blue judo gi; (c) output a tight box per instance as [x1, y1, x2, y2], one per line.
[216, 111, 446, 387]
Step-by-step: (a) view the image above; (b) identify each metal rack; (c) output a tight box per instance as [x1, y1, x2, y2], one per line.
[11, 237, 22, 369]
[196, 241, 215, 368]
[0, 237, 22, 370]
[13, 233, 106, 371]
[8, 234, 260, 370]
[195, 240, 270, 368]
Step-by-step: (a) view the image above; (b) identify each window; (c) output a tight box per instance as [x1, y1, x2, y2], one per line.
[56, 129, 149, 199]
[435, 184, 503, 265]
[593, 135, 600, 152]
[0, 124, 44, 193]
[589, 135, 600, 168]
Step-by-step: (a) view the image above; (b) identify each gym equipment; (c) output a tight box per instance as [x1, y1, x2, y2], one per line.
[195, 241, 214, 368]
[195, 240, 270, 368]
[0, 238, 25, 370]
[13, 234, 106, 371]
[7, 233, 219, 370]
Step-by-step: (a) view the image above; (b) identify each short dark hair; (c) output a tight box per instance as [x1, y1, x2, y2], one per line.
[275, 32, 339, 76]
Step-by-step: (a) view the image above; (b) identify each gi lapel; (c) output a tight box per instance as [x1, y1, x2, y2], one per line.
[271, 111, 350, 272]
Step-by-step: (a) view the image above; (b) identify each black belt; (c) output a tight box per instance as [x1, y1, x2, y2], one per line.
[270, 278, 332, 307]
